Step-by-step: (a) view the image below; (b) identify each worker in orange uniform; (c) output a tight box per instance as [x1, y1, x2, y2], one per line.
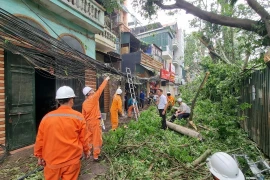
[167, 91, 175, 112]
[82, 76, 110, 162]
[34, 86, 90, 180]
[110, 88, 123, 130]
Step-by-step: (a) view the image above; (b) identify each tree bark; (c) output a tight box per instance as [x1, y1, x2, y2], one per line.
[246, 0, 270, 38]
[189, 72, 210, 121]
[242, 50, 251, 70]
[154, 0, 269, 38]
[191, 149, 211, 166]
[166, 121, 203, 140]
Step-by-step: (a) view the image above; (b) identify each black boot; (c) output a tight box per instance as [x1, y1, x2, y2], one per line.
[169, 115, 176, 122]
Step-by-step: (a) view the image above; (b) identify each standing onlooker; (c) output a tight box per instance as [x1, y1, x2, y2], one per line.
[124, 92, 128, 113]
[156, 89, 168, 130]
[82, 76, 109, 161]
[110, 88, 123, 130]
[139, 90, 145, 109]
[34, 86, 90, 179]
[148, 92, 154, 105]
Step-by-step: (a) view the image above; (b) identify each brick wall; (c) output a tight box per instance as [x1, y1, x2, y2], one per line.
[0, 47, 5, 148]
[104, 84, 110, 113]
[85, 68, 96, 88]
[85, 68, 111, 114]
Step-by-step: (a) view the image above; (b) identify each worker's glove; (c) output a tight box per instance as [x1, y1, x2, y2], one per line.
[105, 76, 110, 80]
[38, 158, 46, 166]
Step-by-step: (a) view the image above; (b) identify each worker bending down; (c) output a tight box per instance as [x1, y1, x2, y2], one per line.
[82, 76, 110, 162]
[169, 98, 190, 122]
[34, 86, 90, 180]
[127, 97, 138, 117]
[110, 88, 123, 130]
[206, 152, 245, 180]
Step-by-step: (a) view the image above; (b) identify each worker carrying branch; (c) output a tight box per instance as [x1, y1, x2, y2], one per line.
[206, 152, 245, 180]
[82, 76, 110, 162]
[34, 86, 90, 180]
[110, 88, 124, 130]
[169, 98, 190, 122]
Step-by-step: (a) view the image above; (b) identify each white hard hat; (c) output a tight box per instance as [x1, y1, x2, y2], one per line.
[83, 86, 92, 96]
[56, 86, 76, 99]
[177, 98, 182, 102]
[116, 88, 122, 94]
[206, 152, 245, 180]
[167, 91, 171, 94]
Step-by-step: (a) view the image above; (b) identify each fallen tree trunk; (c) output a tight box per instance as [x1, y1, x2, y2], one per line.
[166, 121, 203, 140]
[191, 149, 211, 166]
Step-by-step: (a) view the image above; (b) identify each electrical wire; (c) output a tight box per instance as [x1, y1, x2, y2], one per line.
[0, 7, 125, 80]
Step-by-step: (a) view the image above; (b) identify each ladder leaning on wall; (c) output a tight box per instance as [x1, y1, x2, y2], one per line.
[126, 67, 140, 121]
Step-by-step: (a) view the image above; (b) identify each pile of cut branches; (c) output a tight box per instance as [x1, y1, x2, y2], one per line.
[98, 106, 266, 179]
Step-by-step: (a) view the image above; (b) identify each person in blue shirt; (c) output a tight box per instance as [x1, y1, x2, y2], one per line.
[139, 91, 145, 109]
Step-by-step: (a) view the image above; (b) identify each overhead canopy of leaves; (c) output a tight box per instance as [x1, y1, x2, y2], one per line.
[132, 0, 270, 45]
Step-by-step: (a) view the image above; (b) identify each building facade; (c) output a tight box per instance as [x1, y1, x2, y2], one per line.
[130, 22, 184, 96]
[0, 0, 107, 151]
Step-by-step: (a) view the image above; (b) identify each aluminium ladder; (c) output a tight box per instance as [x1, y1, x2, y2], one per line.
[232, 154, 270, 180]
[126, 67, 140, 121]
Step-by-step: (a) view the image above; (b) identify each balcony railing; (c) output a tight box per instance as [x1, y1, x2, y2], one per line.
[61, 0, 104, 26]
[101, 28, 116, 42]
[162, 45, 173, 60]
[172, 39, 179, 50]
[95, 28, 117, 52]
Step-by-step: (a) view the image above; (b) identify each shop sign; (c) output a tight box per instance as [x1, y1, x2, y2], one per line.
[160, 69, 170, 80]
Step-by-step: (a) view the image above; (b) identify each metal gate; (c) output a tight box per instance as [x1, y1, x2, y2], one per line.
[240, 68, 270, 157]
[5, 51, 36, 150]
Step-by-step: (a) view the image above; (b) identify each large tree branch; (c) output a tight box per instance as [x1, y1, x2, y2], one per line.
[246, 0, 270, 38]
[246, 0, 270, 20]
[154, 0, 267, 37]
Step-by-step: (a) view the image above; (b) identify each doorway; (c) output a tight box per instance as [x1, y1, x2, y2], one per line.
[35, 69, 56, 130]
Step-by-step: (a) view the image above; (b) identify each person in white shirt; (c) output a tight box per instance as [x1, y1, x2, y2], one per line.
[169, 98, 190, 122]
[156, 89, 168, 129]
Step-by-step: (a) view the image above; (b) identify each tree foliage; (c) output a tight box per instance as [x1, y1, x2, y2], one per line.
[132, 0, 270, 45]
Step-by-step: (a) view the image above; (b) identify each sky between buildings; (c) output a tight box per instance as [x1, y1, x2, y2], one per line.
[126, 0, 196, 33]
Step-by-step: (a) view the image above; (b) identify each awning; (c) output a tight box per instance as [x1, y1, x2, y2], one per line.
[140, 64, 155, 73]
[97, 50, 121, 63]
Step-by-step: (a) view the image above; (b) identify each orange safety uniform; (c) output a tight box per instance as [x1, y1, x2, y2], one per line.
[128, 105, 139, 117]
[82, 79, 108, 159]
[34, 106, 89, 180]
[167, 96, 175, 106]
[110, 94, 123, 130]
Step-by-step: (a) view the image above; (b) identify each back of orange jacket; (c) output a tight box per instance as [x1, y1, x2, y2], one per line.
[110, 94, 123, 113]
[82, 79, 108, 122]
[34, 106, 89, 169]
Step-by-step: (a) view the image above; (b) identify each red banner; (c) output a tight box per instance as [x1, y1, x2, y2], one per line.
[169, 63, 175, 82]
[160, 69, 170, 80]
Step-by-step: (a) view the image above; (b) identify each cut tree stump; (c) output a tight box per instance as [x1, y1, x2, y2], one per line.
[166, 121, 203, 140]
